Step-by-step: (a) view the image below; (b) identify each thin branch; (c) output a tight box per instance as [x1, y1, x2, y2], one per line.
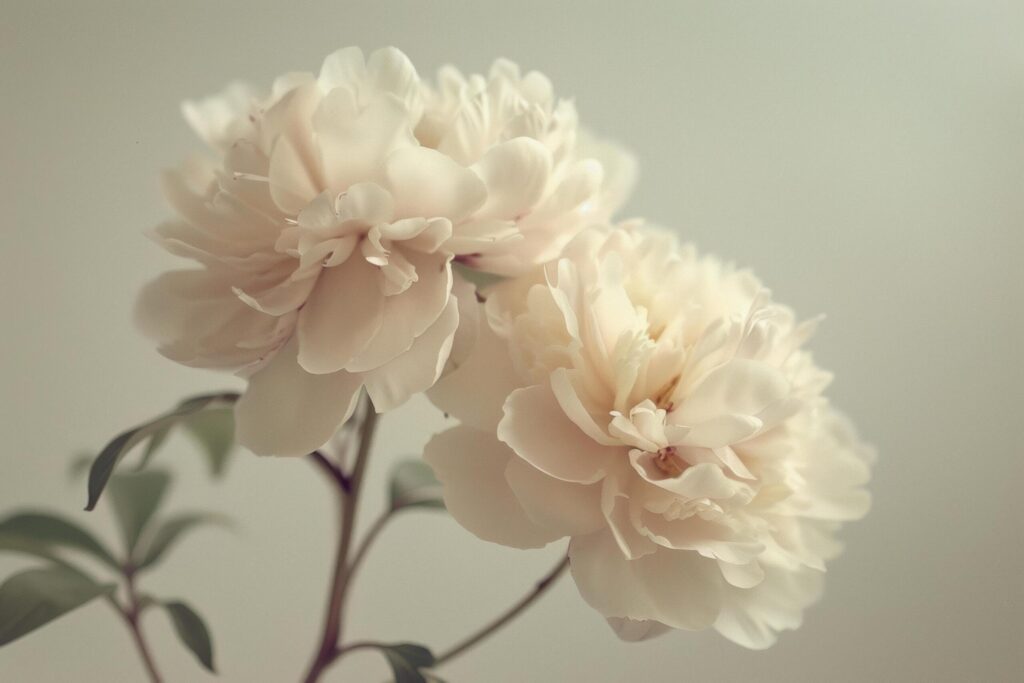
[435, 553, 570, 667]
[309, 450, 350, 493]
[301, 397, 379, 683]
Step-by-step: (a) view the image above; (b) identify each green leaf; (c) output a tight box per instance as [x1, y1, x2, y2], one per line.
[183, 408, 235, 477]
[379, 643, 436, 683]
[388, 460, 445, 512]
[136, 513, 230, 571]
[0, 565, 115, 647]
[0, 512, 120, 571]
[108, 470, 172, 555]
[163, 601, 215, 672]
[85, 392, 238, 511]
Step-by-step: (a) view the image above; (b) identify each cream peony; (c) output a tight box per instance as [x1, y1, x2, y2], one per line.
[426, 223, 874, 648]
[136, 47, 631, 457]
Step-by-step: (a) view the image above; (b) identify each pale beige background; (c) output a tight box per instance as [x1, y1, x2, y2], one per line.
[1, 1, 1021, 681]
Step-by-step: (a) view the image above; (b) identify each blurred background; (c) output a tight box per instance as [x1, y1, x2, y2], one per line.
[1, 1, 1021, 681]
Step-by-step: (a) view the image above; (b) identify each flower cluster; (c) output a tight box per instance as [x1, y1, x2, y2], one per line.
[426, 225, 873, 647]
[137, 47, 633, 456]
[139, 46, 871, 649]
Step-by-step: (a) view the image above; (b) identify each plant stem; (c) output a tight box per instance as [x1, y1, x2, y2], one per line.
[302, 398, 379, 683]
[434, 553, 570, 667]
[111, 571, 163, 683]
[346, 507, 394, 588]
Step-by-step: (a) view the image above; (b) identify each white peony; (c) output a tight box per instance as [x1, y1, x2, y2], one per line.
[425, 223, 874, 648]
[136, 47, 631, 457]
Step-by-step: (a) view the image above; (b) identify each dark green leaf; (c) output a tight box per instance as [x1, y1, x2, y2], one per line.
[136, 513, 230, 571]
[0, 565, 115, 647]
[108, 470, 172, 555]
[85, 392, 238, 511]
[183, 408, 235, 477]
[0, 512, 119, 570]
[136, 425, 173, 472]
[389, 460, 445, 512]
[163, 601, 215, 672]
[379, 643, 436, 683]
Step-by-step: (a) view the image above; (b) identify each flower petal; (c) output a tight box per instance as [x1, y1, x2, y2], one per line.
[268, 134, 320, 215]
[181, 81, 257, 150]
[549, 368, 619, 446]
[297, 257, 384, 374]
[569, 530, 723, 631]
[472, 137, 552, 220]
[605, 617, 671, 643]
[505, 456, 604, 537]
[714, 565, 824, 649]
[363, 295, 459, 411]
[498, 383, 619, 484]
[315, 90, 418, 192]
[346, 252, 452, 372]
[424, 426, 559, 549]
[675, 359, 790, 425]
[427, 314, 521, 430]
[235, 337, 362, 456]
[385, 147, 486, 222]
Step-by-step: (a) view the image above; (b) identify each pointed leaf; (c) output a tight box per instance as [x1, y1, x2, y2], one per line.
[108, 470, 172, 555]
[136, 513, 230, 571]
[183, 408, 235, 477]
[389, 460, 446, 512]
[163, 601, 215, 672]
[0, 512, 119, 571]
[379, 643, 436, 683]
[0, 565, 115, 646]
[85, 392, 238, 511]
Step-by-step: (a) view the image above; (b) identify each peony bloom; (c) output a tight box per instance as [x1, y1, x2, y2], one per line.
[425, 224, 874, 648]
[136, 47, 632, 457]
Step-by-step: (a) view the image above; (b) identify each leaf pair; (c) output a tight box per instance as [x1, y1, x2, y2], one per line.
[0, 471, 223, 673]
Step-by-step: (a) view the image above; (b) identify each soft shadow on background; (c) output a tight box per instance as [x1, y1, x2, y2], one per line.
[1, 1, 1021, 681]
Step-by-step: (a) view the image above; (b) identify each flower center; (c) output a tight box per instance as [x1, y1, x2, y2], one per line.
[653, 446, 685, 477]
